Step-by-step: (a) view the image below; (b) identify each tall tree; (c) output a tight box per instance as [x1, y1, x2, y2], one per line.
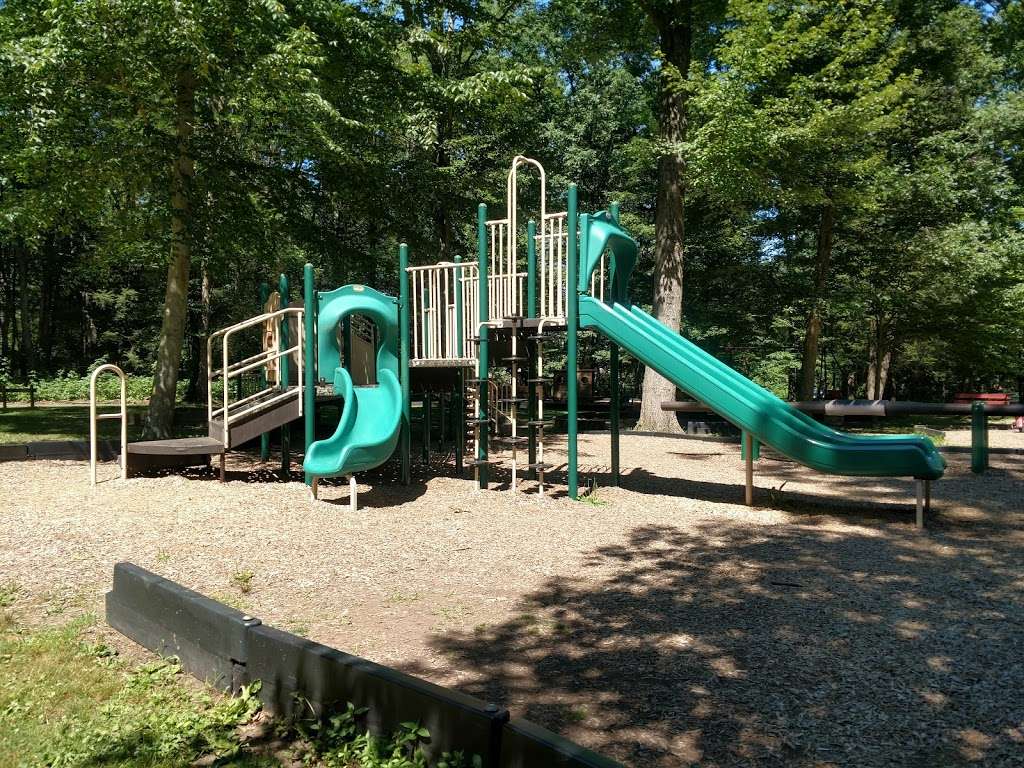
[635, 0, 726, 431]
[694, 0, 911, 398]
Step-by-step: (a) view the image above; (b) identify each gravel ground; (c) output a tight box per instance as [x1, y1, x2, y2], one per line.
[1, 432, 1022, 767]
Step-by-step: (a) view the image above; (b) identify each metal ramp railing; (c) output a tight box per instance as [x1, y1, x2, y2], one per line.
[207, 307, 305, 448]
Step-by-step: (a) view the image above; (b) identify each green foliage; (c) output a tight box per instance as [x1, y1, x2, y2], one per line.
[0, 616, 263, 767]
[299, 701, 481, 768]
[0, 0, 1021, 406]
[0, 617, 482, 768]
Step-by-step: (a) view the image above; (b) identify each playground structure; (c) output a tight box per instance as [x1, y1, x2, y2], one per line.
[89, 156, 947, 524]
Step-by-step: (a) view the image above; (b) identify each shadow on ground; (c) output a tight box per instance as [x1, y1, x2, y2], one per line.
[412, 517, 1024, 767]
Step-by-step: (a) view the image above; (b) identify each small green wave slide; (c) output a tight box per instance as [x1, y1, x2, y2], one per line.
[303, 285, 402, 480]
[579, 295, 945, 480]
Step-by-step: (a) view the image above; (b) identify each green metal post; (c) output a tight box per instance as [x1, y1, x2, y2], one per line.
[399, 244, 411, 485]
[454, 254, 465, 474]
[971, 401, 988, 474]
[477, 203, 490, 488]
[342, 317, 352, 371]
[608, 203, 620, 486]
[259, 282, 271, 461]
[278, 273, 291, 476]
[303, 263, 316, 486]
[567, 185, 579, 499]
[422, 393, 431, 461]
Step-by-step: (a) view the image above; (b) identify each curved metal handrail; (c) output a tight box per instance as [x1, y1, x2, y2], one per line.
[89, 364, 127, 485]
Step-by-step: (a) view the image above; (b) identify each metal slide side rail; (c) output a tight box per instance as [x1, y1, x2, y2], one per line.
[207, 307, 304, 447]
[90, 364, 127, 485]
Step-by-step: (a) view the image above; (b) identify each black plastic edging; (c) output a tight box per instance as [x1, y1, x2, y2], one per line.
[248, 623, 508, 764]
[105, 563, 622, 768]
[106, 562, 260, 692]
[499, 718, 623, 768]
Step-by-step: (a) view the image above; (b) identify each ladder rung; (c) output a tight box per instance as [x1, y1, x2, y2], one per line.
[497, 398, 526, 404]
[468, 418, 489, 424]
[495, 436, 527, 445]
[95, 413, 123, 421]
[523, 462, 553, 471]
[525, 420, 551, 427]
[503, 356, 527, 362]
[526, 378, 552, 383]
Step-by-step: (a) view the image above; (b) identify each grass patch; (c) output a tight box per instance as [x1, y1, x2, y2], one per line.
[0, 615, 482, 767]
[0, 405, 207, 445]
[0, 615, 267, 767]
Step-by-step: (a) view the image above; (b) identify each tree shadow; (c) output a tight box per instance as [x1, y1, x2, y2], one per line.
[413, 519, 1024, 767]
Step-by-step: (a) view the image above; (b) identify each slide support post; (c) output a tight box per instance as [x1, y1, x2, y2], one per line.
[477, 203, 490, 489]
[915, 479, 931, 528]
[259, 282, 271, 461]
[567, 186, 579, 499]
[303, 263, 316, 486]
[399, 244, 411, 485]
[743, 431, 755, 506]
[278, 273, 291, 476]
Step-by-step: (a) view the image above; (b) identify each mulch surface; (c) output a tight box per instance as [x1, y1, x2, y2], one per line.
[2, 432, 1022, 767]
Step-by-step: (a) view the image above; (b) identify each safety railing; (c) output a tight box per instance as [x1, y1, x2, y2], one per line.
[207, 307, 304, 447]
[408, 261, 479, 365]
[89, 364, 127, 485]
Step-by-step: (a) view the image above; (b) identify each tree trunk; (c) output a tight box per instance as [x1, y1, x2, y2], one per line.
[636, 11, 692, 433]
[866, 315, 891, 400]
[16, 243, 33, 378]
[145, 70, 195, 439]
[195, 259, 211, 406]
[798, 203, 835, 400]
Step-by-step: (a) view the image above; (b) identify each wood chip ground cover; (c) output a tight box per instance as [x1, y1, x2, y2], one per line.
[1, 431, 1022, 767]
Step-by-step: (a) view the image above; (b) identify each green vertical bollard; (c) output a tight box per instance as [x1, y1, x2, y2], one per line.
[422, 393, 431, 462]
[567, 186, 579, 499]
[477, 203, 490, 488]
[259, 282, 271, 461]
[303, 263, 316, 486]
[527, 219, 537, 319]
[971, 401, 988, 473]
[399, 244, 411, 485]
[608, 203, 620, 486]
[278, 273, 291, 476]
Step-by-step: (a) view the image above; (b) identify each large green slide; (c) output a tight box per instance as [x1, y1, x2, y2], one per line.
[578, 216, 945, 481]
[303, 285, 402, 480]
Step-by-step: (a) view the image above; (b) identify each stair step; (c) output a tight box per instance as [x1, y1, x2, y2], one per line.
[522, 462, 553, 471]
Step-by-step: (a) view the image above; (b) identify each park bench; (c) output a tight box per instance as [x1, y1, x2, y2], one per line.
[1, 383, 36, 409]
[953, 392, 1011, 406]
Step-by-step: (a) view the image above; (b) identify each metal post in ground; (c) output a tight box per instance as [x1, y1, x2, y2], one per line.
[971, 401, 988, 474]
[302, 263, 316, 486]
[477, 203, 490, 489]
[399, 244, 411, 485]
[567, 186, 580, 499]
[278, 273, 291, 476]
[259, 282, 271, 462]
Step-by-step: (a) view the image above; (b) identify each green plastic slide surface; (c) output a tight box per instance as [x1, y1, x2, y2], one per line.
[303, 285, 402, 479]
[579, 296, 945, 480]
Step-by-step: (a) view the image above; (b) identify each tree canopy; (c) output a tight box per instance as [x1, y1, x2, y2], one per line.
[1, 0, 1021, 422]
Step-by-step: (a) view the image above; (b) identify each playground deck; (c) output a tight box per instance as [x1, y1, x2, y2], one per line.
[2, 433, 1022, 767]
